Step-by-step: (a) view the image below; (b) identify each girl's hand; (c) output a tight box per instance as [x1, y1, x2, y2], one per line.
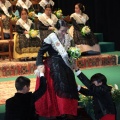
[37, 65, 45, 73]
[24, 31, 29, 34]
[48, 27, 55, 31]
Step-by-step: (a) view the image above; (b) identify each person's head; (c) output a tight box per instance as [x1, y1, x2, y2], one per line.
[55, 20, 68, 36]
[20, 9, 28, 20]
[15, 76, 30, 94]
[44, 4, 53, 16]
[75, 3, 85, 14]
[90, 73, 107, 86]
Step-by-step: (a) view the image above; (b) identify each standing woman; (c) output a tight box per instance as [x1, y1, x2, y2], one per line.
[16, 0, 33, 14]
[38, 0, 54, 13]
[35, 20, 79, 119]
[14, 9, 41, 60]
[38, 4, 58, 42]
[0, 0, 12, 39]
[69, 3, 100, 56]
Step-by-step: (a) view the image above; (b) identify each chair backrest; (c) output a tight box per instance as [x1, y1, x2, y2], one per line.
[0, 17, 4, 40]
[10, 19, 17, 39]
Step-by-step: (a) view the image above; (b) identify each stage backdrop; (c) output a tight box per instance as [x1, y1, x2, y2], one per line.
[54, 0, 120, 51]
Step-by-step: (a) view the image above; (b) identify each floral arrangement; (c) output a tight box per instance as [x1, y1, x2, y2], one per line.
[28, 11, 36, 20]
[11, 12, 19, 21]
[67, 47, 81, 59]
[29, 29, 39, 38]
[11, 16, 19, 21]
[54, 9, 63, 19]
[112, 84, 120, 105]
[81, 26, 91, 36]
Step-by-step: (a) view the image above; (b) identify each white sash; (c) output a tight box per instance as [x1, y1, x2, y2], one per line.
[75, 13, 86, 25]
[18, 18, 40, 38]
[18, 0, 28, 9]
[48, 33, 72, 69]
[18, 18, 30, 38]
[0, 3, 10, 17]
[42, 13, 54, 26]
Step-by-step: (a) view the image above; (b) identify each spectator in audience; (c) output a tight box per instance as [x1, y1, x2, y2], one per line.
[16, 0, 34, 15]
[4, 66, 47, 120]
[14, 8, 41, 60]
[38, 4, 58, 42]
[0, 0, 12, 39]
[69, 3, 100, 56]
[38, 0, 54, 13]
[74, 65, 116, 120]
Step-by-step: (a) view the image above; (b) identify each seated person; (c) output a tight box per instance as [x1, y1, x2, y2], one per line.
[4, 66, 47, 120]
[38, 4, 58, 42]
[0, 0, 12, 39]
[14, 8, 41, 60]
[69, 3, 100, 56]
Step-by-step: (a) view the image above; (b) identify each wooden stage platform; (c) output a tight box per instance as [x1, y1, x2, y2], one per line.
[0, 54, 118, 78]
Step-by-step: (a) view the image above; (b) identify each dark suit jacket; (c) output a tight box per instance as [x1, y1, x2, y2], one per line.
[4, 76, 47, 120]
[77, 72, 116, 120]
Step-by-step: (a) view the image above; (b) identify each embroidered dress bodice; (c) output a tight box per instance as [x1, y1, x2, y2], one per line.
[44, 33, 72, 52]
[38, 13, 58, 27]
[70, 13, 89, 25]
[16, 18, 33, 30]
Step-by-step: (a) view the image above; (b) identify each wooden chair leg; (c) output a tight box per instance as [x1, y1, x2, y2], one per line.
[8, 42, 11, 61]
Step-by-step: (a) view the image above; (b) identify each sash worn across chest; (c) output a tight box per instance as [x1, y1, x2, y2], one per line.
[17, 0, 28, 9]
[45, 33, 72, 69]
[0, 3, 10, 17]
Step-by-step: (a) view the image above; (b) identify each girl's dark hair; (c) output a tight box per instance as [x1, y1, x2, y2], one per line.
[55, 20, 67, 30]
[44, 4, 53, 10]
[20, 8, 28, 16]
[90, 73, 107, 85]
[15, 76, 30, 90]
[76, 3, 85, 12]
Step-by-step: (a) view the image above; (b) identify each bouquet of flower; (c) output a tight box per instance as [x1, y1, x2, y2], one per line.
[11, 12, 19, 21]
[11, 16, 19, 21]
[81, 26, 91, 36]
[54, 9, 63, 19]
[67, 47, 81, 59]
[28, 11, 36, 20]
[29, 29, 39, 38]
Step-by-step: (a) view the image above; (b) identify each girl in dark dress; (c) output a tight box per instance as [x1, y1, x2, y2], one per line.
[14, 9, 41, 60]
[69, 3, 100, 56]
[38, 4, 58, 42]
[35, 20, 79, 119]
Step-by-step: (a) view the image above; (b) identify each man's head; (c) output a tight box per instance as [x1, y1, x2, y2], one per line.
[90, 73, 107, 86]
[15, 76, 30, 94]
